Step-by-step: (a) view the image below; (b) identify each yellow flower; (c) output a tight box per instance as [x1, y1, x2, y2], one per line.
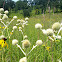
[0, 27, 1, 28]
[2, 27, 5, 29]
[42, 44, 45, 47]
[0, 39, 8, 48]
[10, 32, 13, 35]
[46, 46, 51, 51]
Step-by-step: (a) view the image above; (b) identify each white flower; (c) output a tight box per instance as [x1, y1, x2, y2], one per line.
[22, 40, 30, 49]
[56, 35, 61, 39]
[17, 19, 21, 22]
[25, 17, 29, 21]
[13, 16, 17, 20]
[12, 39, 18, 45]
[46, 29, 53, 36]
[20, 19, 25, 23]
[35, 23, 42, 29]
[42, 29, 47, 34]
[19, 27, 22, 31]
[0, 8, 4, 13]
[0, 35, 5, 39]
[4, 10, 9, 14]
[36, 40, 42, 46]
[2, 14, 8, 20]
[19, 57, 27, 62]
[24, 35, 28, 39]
[52, 22, 60, 30]
[57, 59, 61, 62]
[13, 26, 17, 30]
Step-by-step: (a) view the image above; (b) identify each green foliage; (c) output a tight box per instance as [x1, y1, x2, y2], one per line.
[35, 9, 40, 15]
[23, 9, 30, 17]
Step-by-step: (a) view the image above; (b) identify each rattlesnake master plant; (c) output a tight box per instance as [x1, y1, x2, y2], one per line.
[0, 8, 62, 62]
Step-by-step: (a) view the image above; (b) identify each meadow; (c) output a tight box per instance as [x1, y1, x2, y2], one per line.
[0, 9, 62, 62]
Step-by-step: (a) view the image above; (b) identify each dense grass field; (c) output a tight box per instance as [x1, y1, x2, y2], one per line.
[0, 12, 62, 62]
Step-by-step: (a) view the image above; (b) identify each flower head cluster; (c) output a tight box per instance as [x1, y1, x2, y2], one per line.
[19, 57, 27, 62]
[35, 23, 42, 29]
[12, 39, 18, 45]
[46, 29, 53, 36]
[4, 10, 9, 14]
[52, 22, 60, 31]
[36, 40, 43, 46]
[0, 8, 4, 13]
[22, 39, 30, 49]
[2, 14, 8, 20]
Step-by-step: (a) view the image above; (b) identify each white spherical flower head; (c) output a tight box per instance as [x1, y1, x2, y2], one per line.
[0, 8, 4, 13]
[52, 22, 60, 30]
[19, 57, 27, 62]
[46, 29, 53, 36]
[36, 40, 42, 46]
[25, 17, 29, 21]
[2, 14, 8, 20]
[0, 35, 5, 39]
[17, 19, 21, 23]
[12, 39, 18, 45]
[13, 16, 17, 20]
[22, 40, 30, 49]
[35, 23, 42, 29]
[13, 26, 17, 30]
[4, 10, 9, 14]
[21, 19, 25, 23]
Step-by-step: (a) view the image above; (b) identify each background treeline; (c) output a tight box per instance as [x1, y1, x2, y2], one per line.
[0, 0, 62, 17]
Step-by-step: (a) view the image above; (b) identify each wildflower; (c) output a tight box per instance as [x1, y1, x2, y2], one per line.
[36, 40, 43, 46]
[20, 19, 25, 23]
[2, 14, 8, 20]
[0, 38, 8, 48]
[52, 22, 60, 30]
[0, 27, 1, 28]
[2, 27, 5, 29]
[17, 19, 21, 22]
[24, 35, 28, 39]
[22, 40, 30, 49]
[13, 16, 17, 20]
[42, 44, 45, 47]
[41, 29, 47, 35]
[0, 8, 4, 13]
[46, 46, 51, 51]
[35, 23, 42, 29]
[12, 39, 18, 45]
[13, 26, 17, 30]
[19, 57, 27, 62]
[4, 10, 9, 14]
[57, 59, 61, 62]
[46, 29, 53, 36]
[10, 32, 13, 35]
[0, 35, 5, 39]
[18, 27, 22, 31]
[25, 17, 29, 21]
